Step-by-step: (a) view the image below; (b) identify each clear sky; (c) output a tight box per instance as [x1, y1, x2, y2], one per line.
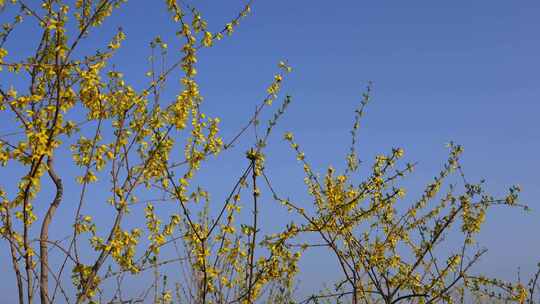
[1, 0, 539, 301]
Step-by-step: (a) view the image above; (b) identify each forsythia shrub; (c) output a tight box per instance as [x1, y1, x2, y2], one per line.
[0, 1, 537, 304]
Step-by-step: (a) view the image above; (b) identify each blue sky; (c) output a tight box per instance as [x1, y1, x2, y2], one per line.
[1, 0, 539, 301]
